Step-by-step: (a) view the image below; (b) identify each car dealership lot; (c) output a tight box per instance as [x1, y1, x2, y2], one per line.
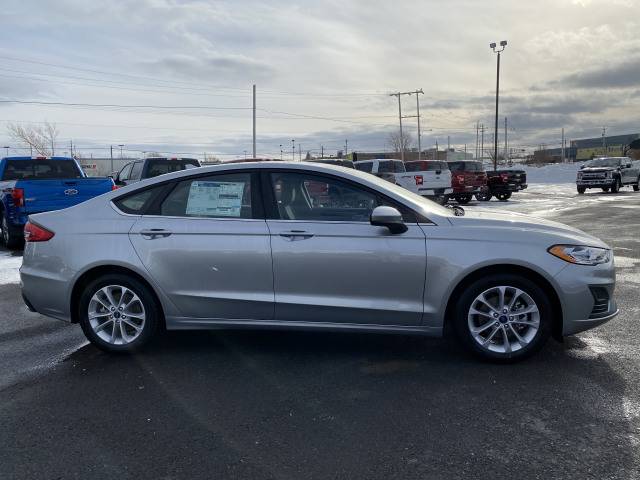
[1, 183, 640, 479]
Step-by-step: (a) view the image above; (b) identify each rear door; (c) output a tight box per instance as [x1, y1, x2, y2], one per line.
[126, 170, 274, 321]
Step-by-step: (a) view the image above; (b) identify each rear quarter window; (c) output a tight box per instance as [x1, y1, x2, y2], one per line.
[355, 162, 373, 173]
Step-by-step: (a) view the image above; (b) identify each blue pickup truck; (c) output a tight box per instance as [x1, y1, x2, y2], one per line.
[0, 156, 115, 249]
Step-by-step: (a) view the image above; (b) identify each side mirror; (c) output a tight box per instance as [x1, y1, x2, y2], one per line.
[370, 206, 408, 234]
[626, 163, 632, 168]
[580, 165, 585, 170]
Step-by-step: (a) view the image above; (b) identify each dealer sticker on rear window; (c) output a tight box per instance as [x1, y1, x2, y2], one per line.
[186, 181, 245, 217]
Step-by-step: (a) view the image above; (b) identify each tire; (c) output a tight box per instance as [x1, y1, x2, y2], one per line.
[452, 274, 553, 363]
[577, 186, 586, 194]
[475, 191, 493, 201]
[456, 194, 472, 204]
[79, 274, 162, 354]
[1, 210, 24, 250]
[611, 178, 620, 193]
[495, 191, 512, 201]
[435, 194, 450, 205]
[601, 187, 610, 192]
[633, 178, 639, 191]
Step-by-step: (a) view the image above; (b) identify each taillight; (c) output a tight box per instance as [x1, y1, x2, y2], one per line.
[501, 174, 508, 182]
[12, 188, 24, 207]
[24, 221, 55, 242]
[457, 175, 465, 185]
[111, 185, 117, 190]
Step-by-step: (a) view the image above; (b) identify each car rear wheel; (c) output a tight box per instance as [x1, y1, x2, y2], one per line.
[79, 274, 162, 354]
[453, 274, 553, 363]
[495, 191, 512, 201]
[456, 194, 472, 204]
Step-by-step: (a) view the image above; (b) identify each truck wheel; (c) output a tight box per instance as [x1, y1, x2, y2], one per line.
[452, 274, 553, 363]
[1, 210, 24, 250]
[577, 186, 586, 194]
[434, 194, 450, 205]
[633, 177, 640, 191]
[456, 194, 472, 204]
[495, 192, 512, 201]
[611, 178, 621, 193]
[601, 187, 610, 192]
[475, 192, 492, 201]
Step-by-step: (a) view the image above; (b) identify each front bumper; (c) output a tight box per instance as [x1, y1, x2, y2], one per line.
[576, 179, 616, 189]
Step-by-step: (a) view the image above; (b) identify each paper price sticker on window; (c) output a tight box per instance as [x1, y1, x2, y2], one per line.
[186, 181, 245, 217]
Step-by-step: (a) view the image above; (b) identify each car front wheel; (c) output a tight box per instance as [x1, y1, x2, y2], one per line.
[79, 274, 162, 354]
[453, 274, 553, 363]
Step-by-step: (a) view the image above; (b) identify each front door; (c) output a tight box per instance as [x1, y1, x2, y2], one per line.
[265, 171, 427, 326]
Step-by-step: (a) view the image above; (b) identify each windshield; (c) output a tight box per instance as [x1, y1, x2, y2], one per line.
[448, 161, 484, 172]
[584, 158, 623, 168]
[2, 159, 83, 180]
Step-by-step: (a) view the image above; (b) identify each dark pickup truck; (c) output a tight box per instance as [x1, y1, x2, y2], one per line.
[114, 157, 201, 187]
[0, 156, 115, 249]
[475, 169, 528, 201]
[576, 157, 640, 194]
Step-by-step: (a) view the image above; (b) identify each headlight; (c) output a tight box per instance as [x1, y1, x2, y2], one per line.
[548, 245, 611, 265]
[576, 172, 583, 179]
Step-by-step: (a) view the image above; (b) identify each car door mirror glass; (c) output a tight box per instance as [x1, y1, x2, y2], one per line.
[370, 206, 408, 234]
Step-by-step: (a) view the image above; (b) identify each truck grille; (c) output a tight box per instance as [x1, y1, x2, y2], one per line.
[582, 172, 607, 180]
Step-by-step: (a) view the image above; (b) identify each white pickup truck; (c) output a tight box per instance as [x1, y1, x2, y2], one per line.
[354, 158, 453, 204]
[396, 160, 453, 205]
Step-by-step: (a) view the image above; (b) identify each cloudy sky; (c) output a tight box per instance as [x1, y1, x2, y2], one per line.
[1, 0, 639, 161]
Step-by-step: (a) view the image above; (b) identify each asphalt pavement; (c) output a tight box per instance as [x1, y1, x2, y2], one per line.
[1, 187, 639, 480]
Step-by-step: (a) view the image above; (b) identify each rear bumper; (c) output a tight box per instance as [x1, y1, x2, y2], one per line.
[417, 187, 453, 196]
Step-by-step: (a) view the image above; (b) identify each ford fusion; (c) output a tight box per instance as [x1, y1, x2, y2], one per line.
[20, 162, 618, 363]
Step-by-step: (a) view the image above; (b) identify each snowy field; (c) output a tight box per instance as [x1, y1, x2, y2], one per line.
[0, 162, 633, 285]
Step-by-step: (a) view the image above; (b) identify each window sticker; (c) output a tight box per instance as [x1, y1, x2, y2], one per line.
[186, 181, 245, 217]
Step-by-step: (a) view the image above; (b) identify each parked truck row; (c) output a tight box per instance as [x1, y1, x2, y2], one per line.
[353, 158, 527, 205]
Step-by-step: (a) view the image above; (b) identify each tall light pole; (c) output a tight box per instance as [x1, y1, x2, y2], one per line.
[292, 140, 295, 161]
[118, 144, 124, 158]
[3, 146, 9, 157]
[280, 144, 282, 160]
[490, 40, 507, 171]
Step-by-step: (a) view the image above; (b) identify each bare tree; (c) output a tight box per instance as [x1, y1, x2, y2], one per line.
[147, 151, 164, 157]
[385, 130, 414, 155]
[7, 121, 59, 156]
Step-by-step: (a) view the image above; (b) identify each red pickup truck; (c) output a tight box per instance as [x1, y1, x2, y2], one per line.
[447, 160, 488, 204]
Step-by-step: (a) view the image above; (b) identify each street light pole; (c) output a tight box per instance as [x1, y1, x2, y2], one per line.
[118, 144, 124, 158]
[292, 140, 295, 161]
[490, 40, 507, 171]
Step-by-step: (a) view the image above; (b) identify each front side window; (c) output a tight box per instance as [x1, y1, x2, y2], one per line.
[118, 163, 133, 181]
[160, 173, 252, 219]
[270, 172, 391, 222]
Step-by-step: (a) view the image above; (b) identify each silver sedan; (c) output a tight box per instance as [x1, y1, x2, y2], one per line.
[20, 162, 618, 362]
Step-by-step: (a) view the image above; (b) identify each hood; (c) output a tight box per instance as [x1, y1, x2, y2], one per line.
[446, 209, 610, 248]
[581, 167, 615, 173]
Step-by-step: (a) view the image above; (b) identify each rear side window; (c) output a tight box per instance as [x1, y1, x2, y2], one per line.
[404, 163, 423, 172]
[354, 162, 373, 173]
[378, 161, 405, 173]
[160, 172, 252, 219]
[145, 159, 201, 178]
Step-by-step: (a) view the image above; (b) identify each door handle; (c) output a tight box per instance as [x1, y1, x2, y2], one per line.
[139, 229, 172, 239]
[279, 230, 315, 241]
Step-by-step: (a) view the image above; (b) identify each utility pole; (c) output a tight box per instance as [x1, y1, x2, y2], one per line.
[562, 128, 565, 162]
[476, 120, 480, 160]
[345, 139, 348, 157]
[253, 85, 256, 158]
[602, 127, 607, 155]
[390, 89, 422, 161]
[504, 117, 508, 165]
